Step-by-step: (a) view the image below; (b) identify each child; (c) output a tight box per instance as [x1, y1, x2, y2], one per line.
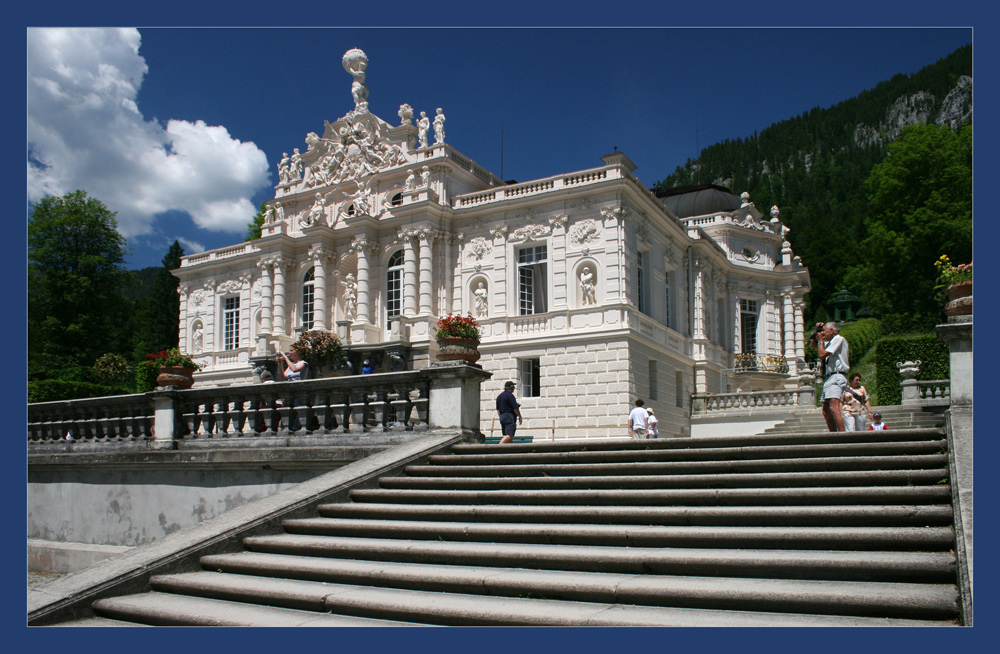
[868, 413, 888, 430]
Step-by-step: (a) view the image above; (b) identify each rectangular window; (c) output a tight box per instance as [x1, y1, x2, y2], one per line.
[637, 251, 647, 314]
[519, 358, 541, 397]
[386, 268, 401, 327]
[740, 299, 759, 354]
[302, 283, 315, 330]
[675, 369, 684, 408]
[648, 360, 658, 401]
[518, 245, 548, 315]
[223, 296, 240, 350]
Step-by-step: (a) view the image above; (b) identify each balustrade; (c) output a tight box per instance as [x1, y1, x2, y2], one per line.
[28, 365, 485, 450]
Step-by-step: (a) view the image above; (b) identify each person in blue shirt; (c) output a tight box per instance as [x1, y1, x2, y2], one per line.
[495, 381, 522, 444]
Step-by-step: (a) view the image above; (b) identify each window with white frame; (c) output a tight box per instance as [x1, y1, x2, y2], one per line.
[517, 245, 548, 315]
[386, 250, 403, 327]
[302, 267, 315, 330]
[223, 296, 240, 350]
[519, 358, 541, 397]
[740, 299, 759, 354]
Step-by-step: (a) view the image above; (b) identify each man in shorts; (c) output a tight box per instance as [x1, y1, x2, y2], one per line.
[811, 321, 850, 432]
[496, 381, 522, 444]
[627, 399, 648, 439]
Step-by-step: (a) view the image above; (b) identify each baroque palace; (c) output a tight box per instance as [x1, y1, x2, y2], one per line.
[173, 48, 811, 438]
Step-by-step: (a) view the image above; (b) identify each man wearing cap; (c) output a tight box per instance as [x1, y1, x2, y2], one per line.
[496, 381, 523, 444]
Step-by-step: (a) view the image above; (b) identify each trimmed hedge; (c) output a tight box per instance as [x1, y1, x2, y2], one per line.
[874, 334, 950, 405]
[28, 380, 130, 403]
[840, 318, 882, 365]
[134, 360, 160, 393]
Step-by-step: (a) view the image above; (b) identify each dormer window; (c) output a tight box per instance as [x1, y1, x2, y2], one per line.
[741, 247, 760, 263]
[390, 192, 403, 207]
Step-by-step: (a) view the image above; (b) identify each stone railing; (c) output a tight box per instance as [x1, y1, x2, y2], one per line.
[691, 388, 807, 415]
[896, 360, 951, 407]
[28, 363, 491, 451]
[733, 353, 789, 374]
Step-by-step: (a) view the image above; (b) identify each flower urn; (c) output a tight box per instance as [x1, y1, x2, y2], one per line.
[435, 337, 482, 364]
[944, 280, 972, 317]
[156, 366, 196, 389]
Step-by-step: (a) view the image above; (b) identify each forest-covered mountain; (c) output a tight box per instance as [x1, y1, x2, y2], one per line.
[653, 45, 972, 327]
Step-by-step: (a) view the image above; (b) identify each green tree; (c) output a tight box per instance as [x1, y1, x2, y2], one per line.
[132, 240, 185, 359]
[244, 201, 269, 241]
[844, 124, 972, 321]
[28, 191, 131, 377]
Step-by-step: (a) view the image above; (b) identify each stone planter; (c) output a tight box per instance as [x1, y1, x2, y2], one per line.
[944, 280, 972, 317]
[435, 337, 482, 364]
[156, 366, 196, 388]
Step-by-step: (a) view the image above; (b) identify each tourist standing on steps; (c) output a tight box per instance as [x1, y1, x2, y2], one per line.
[496, 381, 522, 445]
[841, 372, 872, 431]
[646, 408, 659, 438]
[811, 321, 849, 432]
[627, 399, 648, 439]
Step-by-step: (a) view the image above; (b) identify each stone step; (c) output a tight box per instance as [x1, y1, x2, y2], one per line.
[350, 484, 952, 506]
[378, 467, 950, 490]
[403, 453, 949, 478]
[309, 501, 954, 527]
[144, 570, 955, 626]
[278, 517, 954, 550]
[242, 533, 956, 583]
[196, 551, 960, 619]
[431, 439, 946, 466]
[91, 591, 421, 626]
[452, 428, 946, 454]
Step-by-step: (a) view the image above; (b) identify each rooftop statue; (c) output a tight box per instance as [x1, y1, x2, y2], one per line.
[342, 48, 369, 111]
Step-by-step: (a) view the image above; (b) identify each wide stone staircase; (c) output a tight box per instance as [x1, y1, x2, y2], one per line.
[81, 427, 960, 626]
[760, 406, 946, 435]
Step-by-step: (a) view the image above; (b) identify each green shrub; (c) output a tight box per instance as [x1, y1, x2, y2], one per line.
[874, 334, 950, 405]
[840, 318, 882, 365]
[134, 360, 160, 393]
[92, 353, 133, 388]
[28, 380, 129, 403]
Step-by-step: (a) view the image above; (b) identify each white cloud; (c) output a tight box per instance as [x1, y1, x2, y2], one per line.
[177, 237, 206, 254]
[27, 28, 271, 238]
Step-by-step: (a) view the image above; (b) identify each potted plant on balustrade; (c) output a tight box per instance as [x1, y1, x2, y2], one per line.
[933, 254, 973, 317]
[291, 330, 345, 377]
[434, 313, 482, 364]
[147, 348, 202, 388]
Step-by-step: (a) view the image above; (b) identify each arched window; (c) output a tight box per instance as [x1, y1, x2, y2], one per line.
[386, 250, 404, 327]
[302, 267, 315, 330]
[390, 192, 403, 207]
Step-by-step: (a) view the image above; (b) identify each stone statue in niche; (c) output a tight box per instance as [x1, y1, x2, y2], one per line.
[433, 108, 446, 144]
[398, 103, 413, 125]
[302, 193, 325, 227]
[580, 267, 596, 305]
[420, 166, 430, 188]
[343, 273, 358, 320]
[474, 282, 489, 317]
[278, 153, 290, 185]
[192, 325, 203, 353]
[417, 111, 430, 148]
[404, 169, 416, 191]
[342, 48, 369, 110]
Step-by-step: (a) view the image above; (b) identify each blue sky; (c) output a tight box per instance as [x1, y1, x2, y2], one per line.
[28, 26, 972, 271]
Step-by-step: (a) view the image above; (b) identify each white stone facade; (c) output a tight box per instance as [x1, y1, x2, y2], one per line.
[173, 49, 811, 440]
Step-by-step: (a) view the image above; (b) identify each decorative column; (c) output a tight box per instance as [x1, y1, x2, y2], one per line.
[793, 299, 805, 367]
[309, 246, 327, 331]
[418, 228, 433, 315]
[692, 259, 705, 339]
[782, 291, 796, 374]
[272, 256, 286, 335]
[354, 237, 371, 325]
[402, 231, 417, 317]
[258, 258, 273, 334]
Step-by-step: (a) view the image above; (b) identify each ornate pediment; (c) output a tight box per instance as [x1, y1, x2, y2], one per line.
[299, 112, 411, 189]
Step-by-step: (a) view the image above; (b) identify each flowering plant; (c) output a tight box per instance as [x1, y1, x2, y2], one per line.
[292, 330, 344, 369]
[435, 313, 481, 340]
[92, 353, 133, 387]
[934, 254, 972, 287]
[146, 348, 202, 371]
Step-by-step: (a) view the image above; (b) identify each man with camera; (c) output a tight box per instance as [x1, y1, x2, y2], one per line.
[811, 321, 850, 432]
